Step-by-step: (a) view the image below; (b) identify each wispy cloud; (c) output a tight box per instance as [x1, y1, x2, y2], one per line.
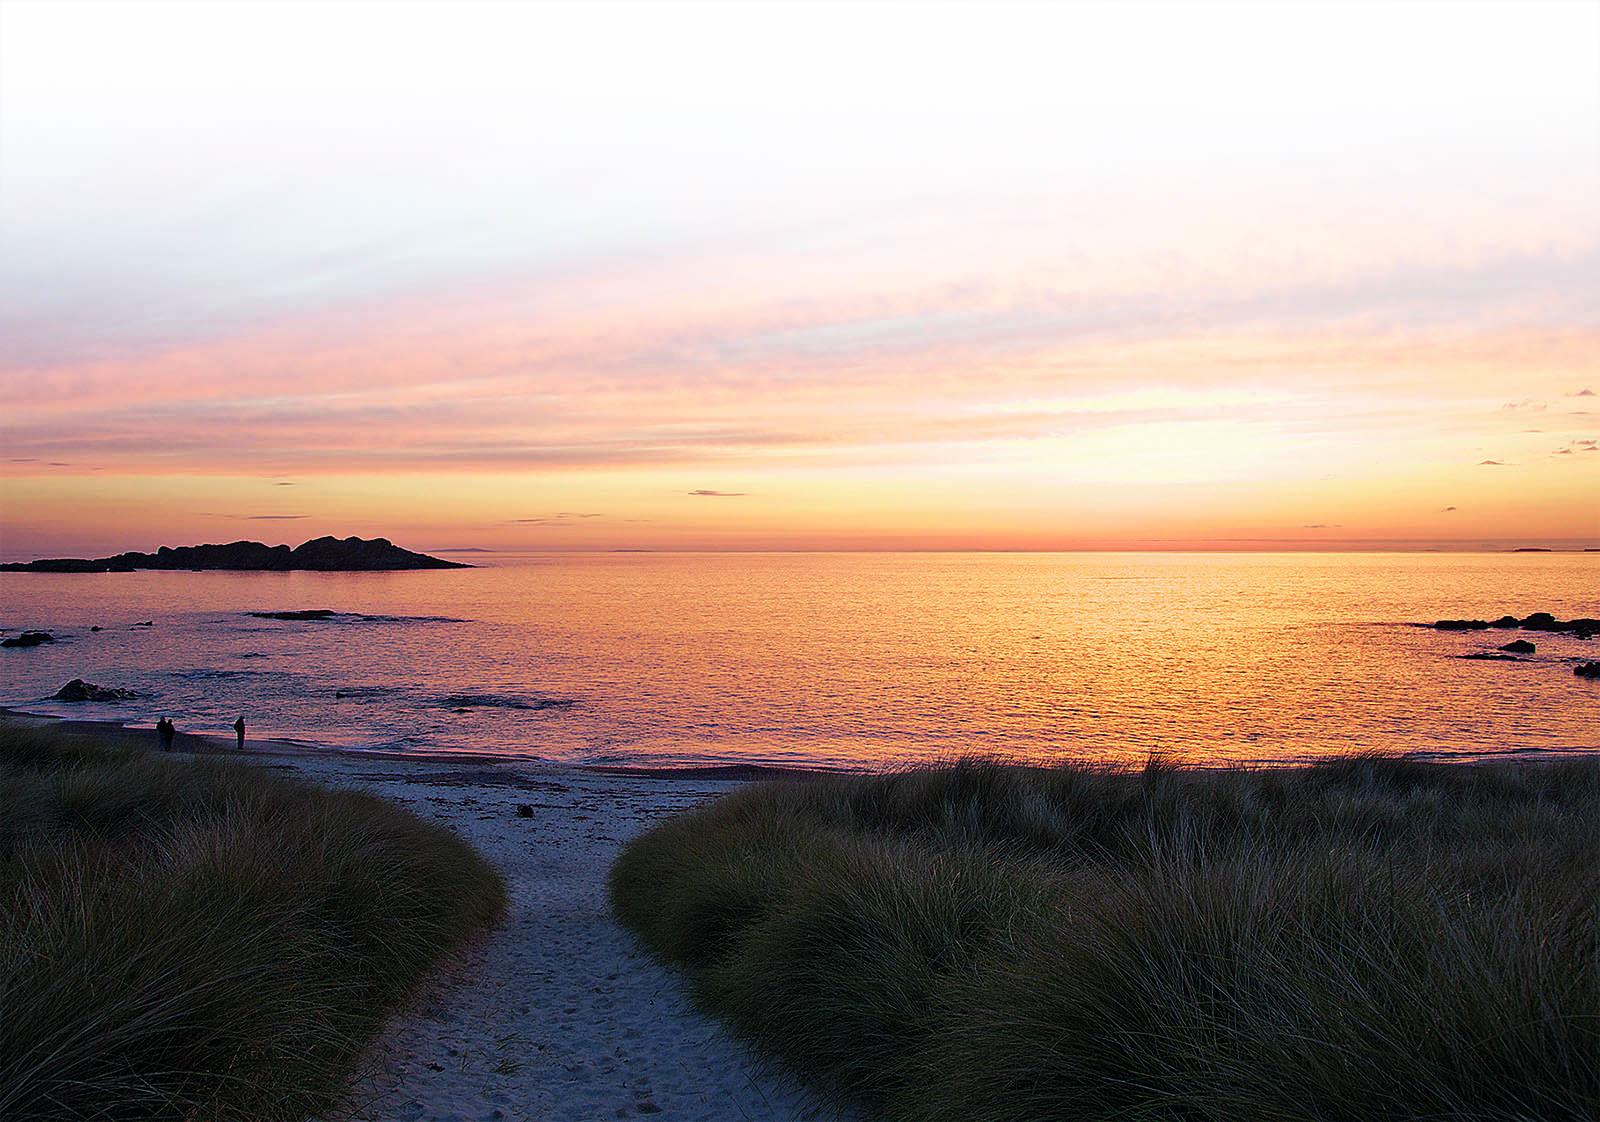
[506, 513, 604, 526]
[689, 490, 748, 497]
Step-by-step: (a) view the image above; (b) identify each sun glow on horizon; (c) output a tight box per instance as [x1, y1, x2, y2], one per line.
[2, 0, 1597, 559]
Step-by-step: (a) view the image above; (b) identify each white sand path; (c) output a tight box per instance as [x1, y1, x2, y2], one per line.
[277, 754, 842, 1122]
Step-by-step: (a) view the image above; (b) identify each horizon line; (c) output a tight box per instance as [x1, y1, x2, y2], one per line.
[9, 546, 1596, 565]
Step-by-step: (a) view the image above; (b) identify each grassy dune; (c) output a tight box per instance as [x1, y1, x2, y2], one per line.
[0, 727, 507, 1121]
[610, 755, 1600, 1121]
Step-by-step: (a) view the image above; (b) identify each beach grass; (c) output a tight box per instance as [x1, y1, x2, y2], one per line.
[609, 754, 1600, 1121]
[0, 725, 507, 1121]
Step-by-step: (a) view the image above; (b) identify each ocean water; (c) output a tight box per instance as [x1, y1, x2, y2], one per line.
[1, 552, 1595, 768]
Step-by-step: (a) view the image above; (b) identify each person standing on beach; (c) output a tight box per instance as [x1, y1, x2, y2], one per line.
[157, 717, 175, 751]
[233, 716, 245, 751]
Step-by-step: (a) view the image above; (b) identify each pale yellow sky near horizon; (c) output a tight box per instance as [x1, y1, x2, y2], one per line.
[2, 0, 1597, 558]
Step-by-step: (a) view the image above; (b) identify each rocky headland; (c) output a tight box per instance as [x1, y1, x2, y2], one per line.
[0, 536, 469, 573]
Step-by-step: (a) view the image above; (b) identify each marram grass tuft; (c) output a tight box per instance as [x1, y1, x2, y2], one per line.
[610, 754, 1600, 1121]
[0, 726, 506, 1121]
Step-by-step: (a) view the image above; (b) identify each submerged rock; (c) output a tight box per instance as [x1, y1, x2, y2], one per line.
[51, 678, 139, 702]
[1, 631, 54, 647]
[1500, 640, 1537, 654]
[250, 609, 339, 620]
[433, 694, 576, 711]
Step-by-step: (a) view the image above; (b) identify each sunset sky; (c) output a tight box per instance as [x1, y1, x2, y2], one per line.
[2, 0, 1596, 558]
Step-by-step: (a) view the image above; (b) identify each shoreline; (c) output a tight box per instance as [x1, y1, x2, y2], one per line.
[0, 707, 850, 778]
[5, 707, 1590, 777]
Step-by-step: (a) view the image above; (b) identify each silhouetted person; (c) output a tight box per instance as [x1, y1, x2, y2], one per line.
[157, 717, 175, 752]
[233, 716, 245, 751]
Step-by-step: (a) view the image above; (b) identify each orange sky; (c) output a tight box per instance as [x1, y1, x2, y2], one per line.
[2, 1, 1597, 558]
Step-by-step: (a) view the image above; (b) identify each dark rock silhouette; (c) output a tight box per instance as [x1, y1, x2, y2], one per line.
[52, 678, 139, 702]
[1576, 663, 1600, 679]
[7, 557, 133, 573]
[1434, 614, 1598, 637]
[1457, 653, 1523, 661]
[250, 610, 340, 620]
[1522, 614, 1599, 637]
[288, 536, 466, 570]
[1, 536, 469, 572]
[1500, 640, 1537, 654]
[2, 631, 54, 647]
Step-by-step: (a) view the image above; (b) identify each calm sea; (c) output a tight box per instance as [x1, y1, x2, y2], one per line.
[1, 552, 1595, 768]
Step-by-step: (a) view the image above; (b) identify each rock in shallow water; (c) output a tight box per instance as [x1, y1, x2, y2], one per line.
[51, 678, 140, 702]
[1434, 613, 1598, 638]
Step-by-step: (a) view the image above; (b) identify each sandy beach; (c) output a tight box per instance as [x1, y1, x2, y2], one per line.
[2, 711, 840, 1122]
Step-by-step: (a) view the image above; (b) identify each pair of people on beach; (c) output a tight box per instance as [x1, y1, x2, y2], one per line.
[155, 716, 245, 751]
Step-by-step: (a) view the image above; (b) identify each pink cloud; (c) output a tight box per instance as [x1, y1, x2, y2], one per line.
[5, 212, 1598, 478]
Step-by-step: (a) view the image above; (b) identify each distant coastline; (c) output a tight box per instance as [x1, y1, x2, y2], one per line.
[0, 535, 469, 573]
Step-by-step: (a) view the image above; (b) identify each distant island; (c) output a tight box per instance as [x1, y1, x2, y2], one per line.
[0, 536, 470, 573]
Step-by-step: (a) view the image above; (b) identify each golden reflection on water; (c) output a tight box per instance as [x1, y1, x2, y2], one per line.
[2, 552, 1596, 767]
